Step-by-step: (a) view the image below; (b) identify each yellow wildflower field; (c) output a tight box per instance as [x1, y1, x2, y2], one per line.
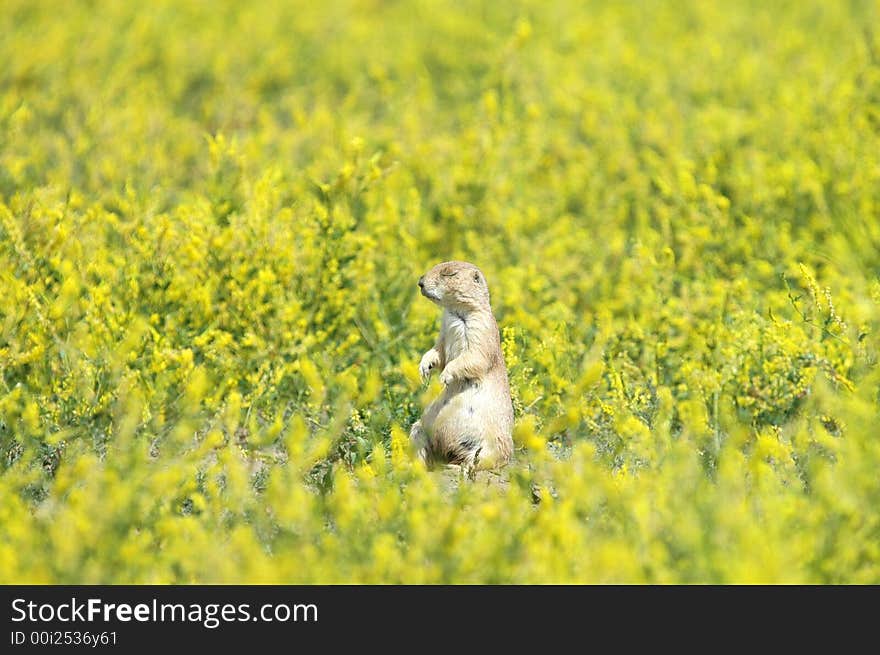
[1, 0, 879, 583]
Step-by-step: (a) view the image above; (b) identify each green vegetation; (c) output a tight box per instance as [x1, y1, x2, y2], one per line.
[1, 0, 879, 582]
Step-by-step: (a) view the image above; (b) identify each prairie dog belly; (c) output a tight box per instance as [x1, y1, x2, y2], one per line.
[422, 379, 506, 466]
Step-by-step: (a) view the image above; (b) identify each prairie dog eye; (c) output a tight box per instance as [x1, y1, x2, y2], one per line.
[473, 272, 481, 283]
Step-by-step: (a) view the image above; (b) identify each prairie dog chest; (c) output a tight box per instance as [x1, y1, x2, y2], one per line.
[441, 311, 469, 361]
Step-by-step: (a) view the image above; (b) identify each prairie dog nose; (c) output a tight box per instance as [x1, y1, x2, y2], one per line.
[418, 276, 425, 288]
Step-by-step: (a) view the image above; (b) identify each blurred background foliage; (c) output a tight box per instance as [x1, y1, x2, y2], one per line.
[1, 0, 879, 582]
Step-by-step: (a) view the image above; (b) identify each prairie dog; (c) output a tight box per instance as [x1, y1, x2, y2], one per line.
[409, 261, 514, 470]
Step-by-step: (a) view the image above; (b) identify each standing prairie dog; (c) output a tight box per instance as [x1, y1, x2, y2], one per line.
[409, 261, 514, 470]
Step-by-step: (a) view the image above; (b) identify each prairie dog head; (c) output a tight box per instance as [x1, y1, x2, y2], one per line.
[418, 260, 491, 312]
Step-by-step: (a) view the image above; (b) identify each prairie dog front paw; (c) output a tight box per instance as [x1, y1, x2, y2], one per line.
[439, 368, 455, 386]
[419, 349, 441, 382]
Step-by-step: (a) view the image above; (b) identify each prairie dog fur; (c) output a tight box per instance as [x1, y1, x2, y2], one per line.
[409, 261, 514, 470]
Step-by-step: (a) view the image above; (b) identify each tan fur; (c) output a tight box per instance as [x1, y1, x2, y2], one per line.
[410, 261, 514, 470]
